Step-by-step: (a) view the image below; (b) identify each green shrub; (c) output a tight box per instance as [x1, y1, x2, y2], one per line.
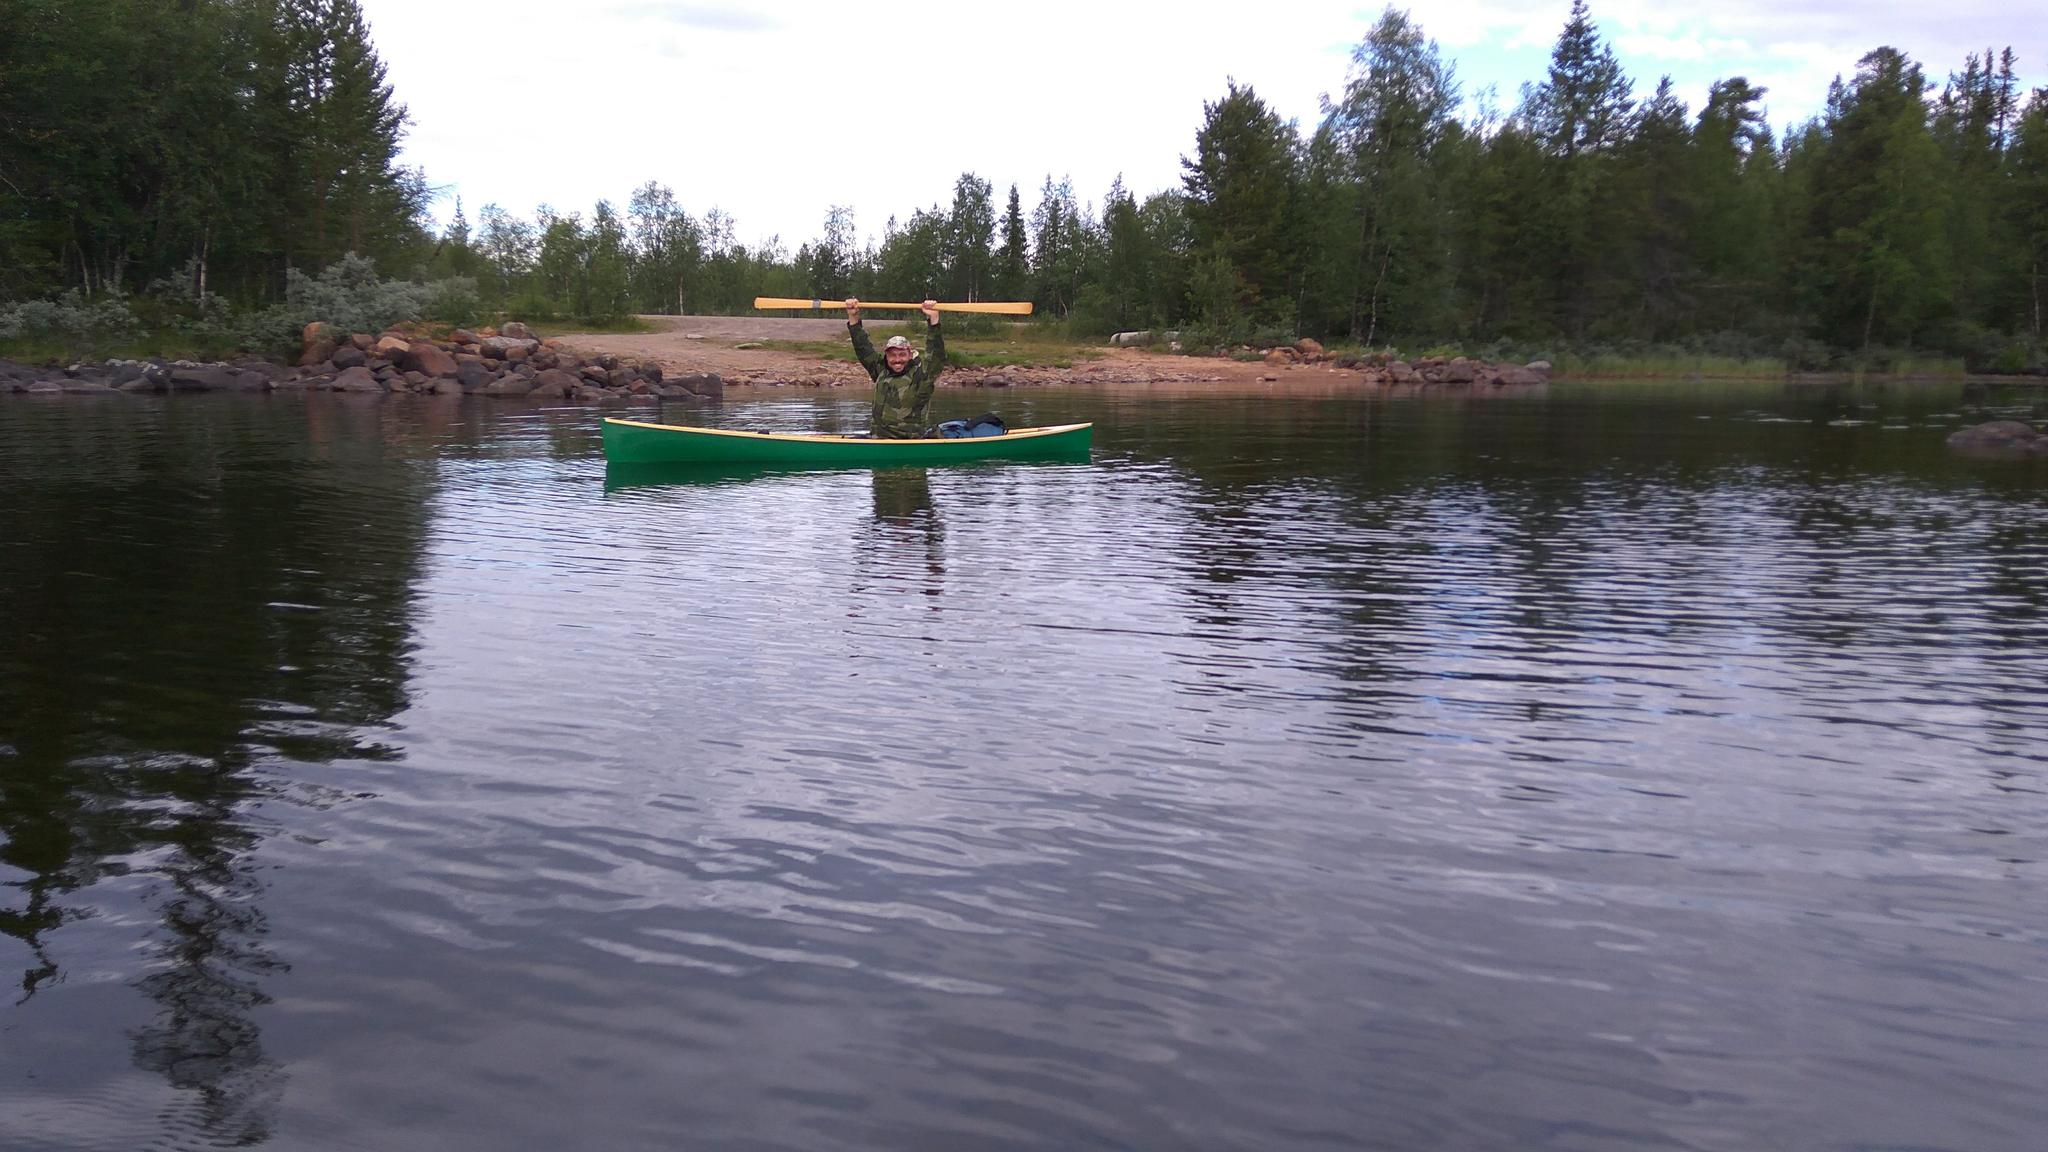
[0, 289, 141, 343]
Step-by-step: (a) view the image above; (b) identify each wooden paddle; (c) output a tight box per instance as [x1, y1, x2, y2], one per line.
[753, 297, 1034, 315]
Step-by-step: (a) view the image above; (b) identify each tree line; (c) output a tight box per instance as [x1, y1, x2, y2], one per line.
[4, 0, 2045, 369]
[0, 0, 422, 305]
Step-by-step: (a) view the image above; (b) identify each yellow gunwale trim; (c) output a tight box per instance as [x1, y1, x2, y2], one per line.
[601, 418, 1091, 445]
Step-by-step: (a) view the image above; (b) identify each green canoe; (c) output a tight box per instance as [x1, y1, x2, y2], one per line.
[601, 417, 1093, 468]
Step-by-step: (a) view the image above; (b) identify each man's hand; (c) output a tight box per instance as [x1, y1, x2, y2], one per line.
[921, 299, 939, 327]
[845, 297, 861, 325]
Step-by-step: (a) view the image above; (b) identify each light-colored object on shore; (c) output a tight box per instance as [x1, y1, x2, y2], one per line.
[752, 297, 1034, 315]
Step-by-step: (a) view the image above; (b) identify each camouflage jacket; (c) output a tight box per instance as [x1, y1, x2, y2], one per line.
[849, 320, 945, 439]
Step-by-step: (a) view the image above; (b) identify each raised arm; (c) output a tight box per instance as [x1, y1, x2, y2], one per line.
[846, 297, 882, 380]
[920, 298, 944, 380]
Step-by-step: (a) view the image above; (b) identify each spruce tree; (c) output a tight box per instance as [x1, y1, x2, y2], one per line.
[995, 185, 1030, 302]
[1181, 81, 1300, 323]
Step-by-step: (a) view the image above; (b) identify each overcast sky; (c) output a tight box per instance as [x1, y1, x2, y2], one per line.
[357, 0, 2042, 251]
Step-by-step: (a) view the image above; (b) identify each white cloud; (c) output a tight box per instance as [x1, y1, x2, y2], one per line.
[359, 0, 2044, 248]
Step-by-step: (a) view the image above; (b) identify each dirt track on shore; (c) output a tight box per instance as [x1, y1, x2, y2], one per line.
[550, 315, 1369, 391]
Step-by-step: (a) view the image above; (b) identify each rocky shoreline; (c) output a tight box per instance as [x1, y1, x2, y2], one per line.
[0, 321, 723, 403]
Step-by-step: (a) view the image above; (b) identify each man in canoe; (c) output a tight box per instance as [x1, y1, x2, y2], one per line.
[845, 297, 944, 438]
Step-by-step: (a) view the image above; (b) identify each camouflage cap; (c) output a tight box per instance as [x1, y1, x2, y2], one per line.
[884, 336, 912, 350]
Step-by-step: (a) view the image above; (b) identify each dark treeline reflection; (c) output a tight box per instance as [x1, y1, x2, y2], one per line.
[0, 397, 435, 1143]
[1056, 382, 2048, 728]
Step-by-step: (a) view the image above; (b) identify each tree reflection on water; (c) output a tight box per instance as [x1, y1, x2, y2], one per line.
[0, 399, 432, 1145]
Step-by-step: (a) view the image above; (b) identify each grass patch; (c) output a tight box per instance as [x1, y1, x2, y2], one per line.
[527, 316, 655, 337]
[1554, 352, 1791, 379]
[753, 334, 1103, 370]
[0, 329, 231, 365]
[1845, 355, 1967, 379]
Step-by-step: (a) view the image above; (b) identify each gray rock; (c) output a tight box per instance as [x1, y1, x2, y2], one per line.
[637, 361, 663, 384]
[479, 376, 534, 397]
[654, 384, 698, 400]
[455, 362, 495, 392]
[527, 368, 579, 399]
[675, 372, 723, 399]
[500, 321, 537, 341]
[168, 364, 241, 391]
[480, 335, 537, 360]
[1948, 420, 2047, 454]
[332, 345, 367, 369]
[332, 366, 384, 393]
[1110, 330, 1154, 347]
[60, 379, 118, 394]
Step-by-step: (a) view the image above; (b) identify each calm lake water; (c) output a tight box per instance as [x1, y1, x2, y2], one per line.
[2, 381, 2046, 1152]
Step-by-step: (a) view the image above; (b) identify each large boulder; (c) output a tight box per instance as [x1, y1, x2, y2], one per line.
[332, 344, 367, 370]
[373, 334, 411, 359]
[637, 361, 663, 384]
[479, 376, 534, 397]
[168, 364, 244, 391]
[1948, 420, 2047, 454]
[500, 321, 537, 340]
[1295, 337, 1325, 362]
[300, 322, 340, 367]
[401, 340, 459, 378]
[455, 361, 496, 392]
[1442, 357, 1477, 384]
[673, 372, 723, 399]
[332, 366, 383, 392]
[480, 335, 538, 360]
[526, 368, 580, 399]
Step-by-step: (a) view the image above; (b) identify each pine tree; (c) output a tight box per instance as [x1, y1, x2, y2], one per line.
[1528, 0, 1634, 159]
[995, 185, 1029, 301]
[1181, 81, 1300, 323]
[586, 200, 630, 321]
[1521, 0, 1636, 335]
[943, 174, 995, 301]
[1804, 48, 1952, 352]
[2008, 90, 2048, 341]
[288, 0, 420, 269]
[1692, 78, 1774, 331]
